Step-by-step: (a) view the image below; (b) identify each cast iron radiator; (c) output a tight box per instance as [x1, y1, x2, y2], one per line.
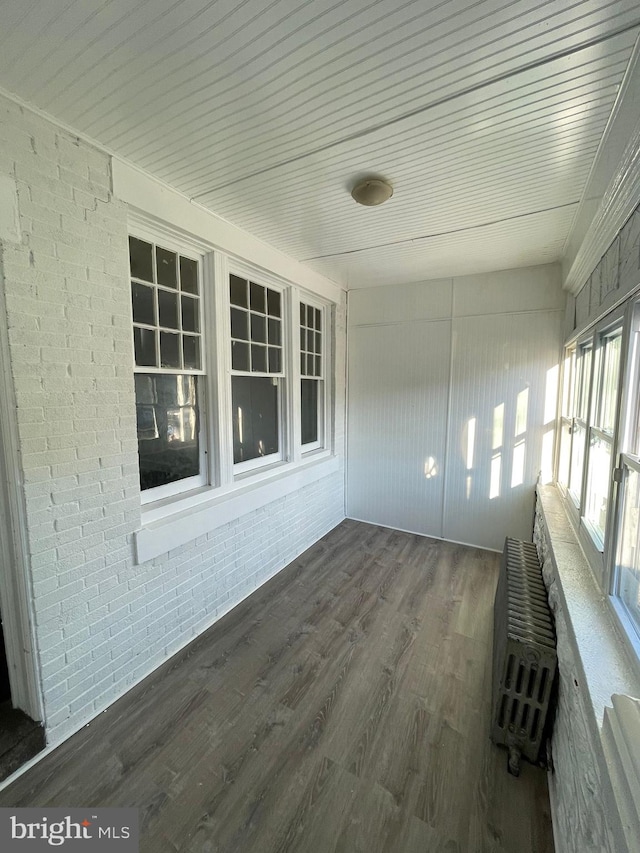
[491, 537, 557, 776]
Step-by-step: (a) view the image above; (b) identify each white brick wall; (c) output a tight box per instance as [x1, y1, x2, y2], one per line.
[0, 94, 346, 744]
[533, 498, 617, 853]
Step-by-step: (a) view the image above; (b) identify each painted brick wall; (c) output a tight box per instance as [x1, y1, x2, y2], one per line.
[0, 94, 346, 744]
[533, 499, 623, 853]
[533, 504, 610, 853]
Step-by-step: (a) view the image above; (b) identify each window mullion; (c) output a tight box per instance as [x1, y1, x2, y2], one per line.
[212, 251, 234, 487]
[577, 344, 595, 513]
[289, 287, 302, 464]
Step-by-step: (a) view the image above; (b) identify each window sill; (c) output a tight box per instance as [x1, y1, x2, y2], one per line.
[134, 454, 340, 563]
[536, 484, 640, 725]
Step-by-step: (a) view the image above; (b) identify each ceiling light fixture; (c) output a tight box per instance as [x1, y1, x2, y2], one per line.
[351, 177, 393, 207]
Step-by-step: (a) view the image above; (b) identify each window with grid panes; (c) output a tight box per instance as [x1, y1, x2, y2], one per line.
[557, 348, 576, 490]
[568, 341, 592, 507]
[129, 236, 207, 497]
[583, 329, 622, 547]
[229, 273, 284, 467]
[614, 314, 640, 640]
[300, 301, 324, 448]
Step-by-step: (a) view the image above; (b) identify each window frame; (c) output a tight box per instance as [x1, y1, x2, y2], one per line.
[298, 295, 328, 455]
[129, 224, 211, 504]
[127, 213, 337, 544]
[556, 295, 640, 596]
[610, 452, 640, 659]
[226, 263, 288, 476]
[565, 335, 593, 513]
[557, 347, 576, 492]
[607, 302, 640, 654]
[582, 324, 623, 551]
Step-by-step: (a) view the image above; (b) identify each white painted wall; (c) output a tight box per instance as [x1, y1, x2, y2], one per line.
[347, 267, 564, 551]
[0, 93, 346, 745]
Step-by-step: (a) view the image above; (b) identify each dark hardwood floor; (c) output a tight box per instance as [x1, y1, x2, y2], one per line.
[0, 520, 554, 852]
[0, 703, 45, 784]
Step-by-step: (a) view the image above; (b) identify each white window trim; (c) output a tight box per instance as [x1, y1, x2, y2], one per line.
[299, 294, 329, 456]
[556, 348, 575, 494]
[126, 209, 337, 563]
[129, 228, 210, 503]
[136, 455, 340, 563]
[227, 262, 289, 474]
[610, 452, 640, 656]
[556, 298, 639, 651]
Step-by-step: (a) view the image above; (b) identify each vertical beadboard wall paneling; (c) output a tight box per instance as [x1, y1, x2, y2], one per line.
[347, 266, 565, 552]
[443, 310, 563, 551]
[347, 320, 451, 537]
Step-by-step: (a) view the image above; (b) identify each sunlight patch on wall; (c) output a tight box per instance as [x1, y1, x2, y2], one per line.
[490, 454, 502, 499]
[424, 456, 438, 479]
[512, 440, 526, 488]
[515, 388, 529, 437]
[466, 417, 476, 470]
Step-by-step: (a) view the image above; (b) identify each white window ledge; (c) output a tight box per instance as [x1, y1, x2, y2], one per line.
[135, 455, 340, 563]
[536, 484, 640, 726]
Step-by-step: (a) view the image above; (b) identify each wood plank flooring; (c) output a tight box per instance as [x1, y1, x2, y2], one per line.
[0, 520, 554, 852]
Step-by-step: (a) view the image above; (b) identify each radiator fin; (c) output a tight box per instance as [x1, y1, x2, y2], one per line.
[491, 538, 557, 769]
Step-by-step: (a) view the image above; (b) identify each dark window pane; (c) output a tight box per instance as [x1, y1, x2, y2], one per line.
[251, 313, 266, 343]
[301, 379, 319, 445]
[129, 236, 154, 282]
[155, 375, 179, 406]
[181, 295, 199, 333]
[300, 303, 306, 325]
[268, 318, 281, 345]
[183, 335, 201, 370]
[307, 304, 315, 326]
[268, 347, 281, 373]
[315, 308, 322, 330]
[300, 328, 307, 352]
[132, 282, 155, 326]
[156, 247, 177, 288]
[135, 374, 156, 404]
[232, 376, 279, 463]
[250, 281, 266, 313]
[300, 352, 306, 375]
[134, 327, 157, 367]
[315, 355, 322, 376]
[160, 331, 181, 368]
[315, 331, 322, 354]
[230, 274, 248, 307]
[267, 289, 281, 317]
[180, 256, 198, 294]
[232, 340, 250, 371]
[231, 307, 249, 341]
[135, 374, 200, 491]
[158, 289, 179, 329]
[251, 344, 267, 372]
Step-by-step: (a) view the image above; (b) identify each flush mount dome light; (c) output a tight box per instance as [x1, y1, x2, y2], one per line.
[351, 177, 393, 206]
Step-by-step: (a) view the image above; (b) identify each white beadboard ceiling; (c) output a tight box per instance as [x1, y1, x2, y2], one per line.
[0, 0, 639, 288]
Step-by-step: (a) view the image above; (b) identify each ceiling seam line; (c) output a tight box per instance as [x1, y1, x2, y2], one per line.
[191, 18, 640, 198]
[299, 201, 580, 261]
